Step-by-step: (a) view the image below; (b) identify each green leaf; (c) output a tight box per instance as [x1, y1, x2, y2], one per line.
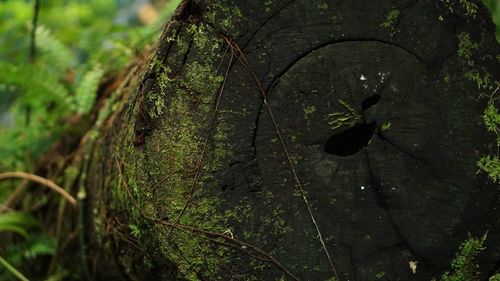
[23, 234, 56, 259]
[0, 212, 38, 238]
[0, 61, 70, 105]
[0, 225, 29, 239]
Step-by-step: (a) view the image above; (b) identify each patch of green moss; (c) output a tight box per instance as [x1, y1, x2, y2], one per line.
[303, 105, 316, 121]
[455, 32, 500, 183]
[457, 32, 479, 66]
[483, 101, 500, 135]
[120, 21, 242, 280]
[182, 61, 224, 94]
[380, 121, 391, 132]
[491, 274, 500, 281]
[477, 101, 500, 182]
[442, 0, 478, 17]
[465, 69, 492, 90]
[380, 8, 400, 34]
[325, 99, 360, 130]
[223, 189, 294, 274]
[187, 24, 221, 52]
[204, 1, 243, 35]
[478, 155, 500, 182]
[264, 0, 273, 13]
[317, 3, 328, 10]
[434, 234, 487, 281]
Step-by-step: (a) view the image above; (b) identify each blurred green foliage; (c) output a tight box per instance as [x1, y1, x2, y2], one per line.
[0, 0, 180, 176]
[483, 0, 500, 41]
[0, 0, 179, 279]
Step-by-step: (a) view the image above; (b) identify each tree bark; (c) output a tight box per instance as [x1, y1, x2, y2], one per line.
[74, 0, 500, 280]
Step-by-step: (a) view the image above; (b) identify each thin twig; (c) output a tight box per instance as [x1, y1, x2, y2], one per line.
[0, 179, 28, 213]
[114, 156, 138, 207]
[116, 160, 298, 280]
[30, 0, 41, 63]
[156, 219, 300, 281]
[224, 36, 340, 281]
[48, 196, 68, 274]
[0, 172, 77, 207]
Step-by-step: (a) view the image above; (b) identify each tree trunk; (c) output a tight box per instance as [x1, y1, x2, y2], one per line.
[74, 0, 500, 280]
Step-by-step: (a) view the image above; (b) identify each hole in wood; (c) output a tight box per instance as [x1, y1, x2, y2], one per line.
[324, 94, 381, 156]
[324, 122, 377, 156]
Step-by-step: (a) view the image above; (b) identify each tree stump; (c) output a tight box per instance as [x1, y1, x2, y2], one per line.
[84, 0, 500, 280]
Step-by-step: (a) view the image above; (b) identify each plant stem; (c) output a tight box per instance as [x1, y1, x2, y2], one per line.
[0, 255, 29, 281]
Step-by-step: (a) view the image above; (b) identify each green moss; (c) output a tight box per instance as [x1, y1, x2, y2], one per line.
[477, 99, 500, 182]
[303, 105, 316, 120]
[187, 24, 221, 52]
[129, 224, 141, 238]
[457, 32, 479, 66]
[490, 274, 500, 281]
[465, 69, 491, 89]
[325, 99, 360, 130]
[266, 205, 292, 237]
[460, 0, 478, 16]
[317, 3, 328, 10]
[182, 61, 224, 94]
[380, 8, 400, 34]
[435, 234, 487, 281]
[264, 0, 273, 13]
[204, 1, 243, 35]
[477, 155, 500, 182]
[147, 91, 166, 118]
[212, 115, 234, 170]
[225, 199, 253, 225]
[442, 0, 478, 17]
[224, 192, 293, 265]
[483, 102, 500, 135]
[455, 33, 500, 184]
[381, 121, 391, 132]
[119, 20, 244, 280]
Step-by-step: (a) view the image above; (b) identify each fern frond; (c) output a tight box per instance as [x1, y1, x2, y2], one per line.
[73, 64, 104, 114]
[34, 25, 75, 72]
[0, 212, 38, 238]
[0, 61, 69, 105]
